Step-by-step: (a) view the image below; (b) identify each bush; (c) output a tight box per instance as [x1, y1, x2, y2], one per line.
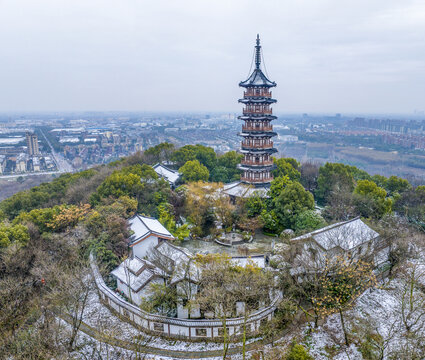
[285, 343, 313, 360]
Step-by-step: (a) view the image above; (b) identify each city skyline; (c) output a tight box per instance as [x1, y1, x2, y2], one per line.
[0, 0, 424, 113]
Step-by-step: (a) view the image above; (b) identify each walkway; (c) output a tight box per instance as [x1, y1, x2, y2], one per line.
[58, 311, 292, 359]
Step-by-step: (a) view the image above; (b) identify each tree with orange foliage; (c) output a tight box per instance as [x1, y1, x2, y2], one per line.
[47, 204, 91, 232]
[312, 256, 377, 346]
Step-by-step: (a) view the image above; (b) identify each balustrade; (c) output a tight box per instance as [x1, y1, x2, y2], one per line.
[241, 142, 273, 149]
[241, 159, 274, 166]
[242, 125, 273, 132]
[243, 90, 272, 97]
[241, 176, 274, 183]
[243, 108, 272, 115]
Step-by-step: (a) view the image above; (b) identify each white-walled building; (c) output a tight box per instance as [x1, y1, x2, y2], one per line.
[111, 257, 165, 305]
[128, 214, 175, 259]
[290, 217, 388, 273]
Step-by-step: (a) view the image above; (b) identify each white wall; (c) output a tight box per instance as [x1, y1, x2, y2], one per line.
[132, 235, 158, 259]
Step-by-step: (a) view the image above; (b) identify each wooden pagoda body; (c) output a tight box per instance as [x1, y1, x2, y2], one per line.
[237, 35, 277, 187]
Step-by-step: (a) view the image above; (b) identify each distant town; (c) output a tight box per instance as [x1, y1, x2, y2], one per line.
[0, 111, 424, 184]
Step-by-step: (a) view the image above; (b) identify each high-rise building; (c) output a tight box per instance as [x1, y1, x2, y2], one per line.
[237, 35, 278, 186]
[26, 132, 40, 156]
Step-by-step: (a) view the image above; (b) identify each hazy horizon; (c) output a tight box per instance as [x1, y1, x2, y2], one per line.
[0, 0, 424, 114]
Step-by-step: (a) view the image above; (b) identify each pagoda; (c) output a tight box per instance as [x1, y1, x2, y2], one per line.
[237, 35, 277, 187]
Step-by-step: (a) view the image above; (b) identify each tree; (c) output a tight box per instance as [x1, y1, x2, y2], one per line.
[157, 202, 189, 241]
[315, 163, 355, 206]
[322, 187, 356, 222]
[312, 256, 377, 346]
[397, 263, 425, 336]
[212, 151, 242, 182]
[232, 261, 273, 360]
[95, 165, 157, 200]
[347, 165, 371, 181]
[0, 223, 30, 248]
[393, 186, 425, 227]
[371, 174, 388, 189]
[245, 194, 266, 217]
[179, 160, 209, 183]
[172, 144, 217, 170]
[214, 193, 235, 231]
[141, 282, 177, 316]
[273, 158, 301, 181]
[260, 209, 280, 234]
[300, 161, 319, 192]
[285, 343, 313, 360]
[353, 180, 392, 219]
[386, 175, 411, 195]
[50, 262, 93, 351]
[184, 182, 221, 237]
[143, 142, 175, 164]
[273, 182, 315, 229]
[293, 210, 326, 234]
[193, 253, 238, 360]
[46, 204, 91, 232]
[268, 175, 292, 199]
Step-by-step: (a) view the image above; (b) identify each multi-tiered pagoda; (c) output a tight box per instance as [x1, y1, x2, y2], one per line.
[237, 35, 277, 187]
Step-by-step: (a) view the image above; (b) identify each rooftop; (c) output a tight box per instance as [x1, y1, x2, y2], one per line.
[153, 163, 181, 184]
[291, 217, 379, 251]
[129, 214, 174, 246]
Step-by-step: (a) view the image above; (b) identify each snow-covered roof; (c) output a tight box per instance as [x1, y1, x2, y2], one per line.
[155, 242, 200, 285]
[156, 241, 192, 264]
[153, 163, 181, 185]
[292, 217, 379, 251]
[129, 214, 174, 246]
[111, 256, 164, 292]
[239, 69, 276, 88]
[231, 255, 265, 268]
[222, 181, 269, 198]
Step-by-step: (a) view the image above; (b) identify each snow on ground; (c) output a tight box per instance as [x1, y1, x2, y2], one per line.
[297, 269, 425, 359]
[80, 276, 259, 356]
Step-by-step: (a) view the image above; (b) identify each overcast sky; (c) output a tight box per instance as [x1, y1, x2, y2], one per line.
[0, 0, 424, 114]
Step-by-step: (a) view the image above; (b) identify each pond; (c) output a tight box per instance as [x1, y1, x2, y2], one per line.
[180, 231, 277, 256]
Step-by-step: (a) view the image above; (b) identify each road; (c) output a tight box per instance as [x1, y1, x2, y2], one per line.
[39, 129, 74, 173]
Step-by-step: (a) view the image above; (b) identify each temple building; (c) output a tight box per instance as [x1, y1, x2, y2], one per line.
[224, 35, 278, 199]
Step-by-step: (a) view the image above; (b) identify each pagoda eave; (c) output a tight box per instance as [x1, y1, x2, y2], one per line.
[239, 148, 278, 154]
[238, 98, 277, 104]
[238, 132, 277, 137]
[237, 164, 277, 171]
[238, 115, 277, 121]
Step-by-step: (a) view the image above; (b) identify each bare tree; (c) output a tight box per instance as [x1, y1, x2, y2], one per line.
[300, 161, 320, 193]
[396, 263, 425, 336]
[192, 254, 238, 360]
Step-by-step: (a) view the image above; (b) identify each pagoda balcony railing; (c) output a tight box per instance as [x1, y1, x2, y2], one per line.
[241, 176, 274, 183]
[242, 125, 273, 132]
[243, 108, 273, 115]
[241, 142, 273, 149]
[241, 160, 274, 166]
[244, 90, 272, 98]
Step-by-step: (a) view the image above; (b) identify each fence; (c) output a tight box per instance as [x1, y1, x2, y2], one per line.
[90, 254, 280, 340]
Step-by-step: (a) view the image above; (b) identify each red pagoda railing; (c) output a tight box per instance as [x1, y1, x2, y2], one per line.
[241, 176, 274, 183]
[241, 160, 274, 166]
[243, 109, 272, 115]
[242, 125, 273, 132]
[244, 90, 272, 97]
[241, 142, 273, 149]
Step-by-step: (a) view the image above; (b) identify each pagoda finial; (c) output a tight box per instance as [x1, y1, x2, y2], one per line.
[255, 34, 261, 70]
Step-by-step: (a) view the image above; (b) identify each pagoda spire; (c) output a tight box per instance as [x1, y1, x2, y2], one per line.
[255, 34, 261, 70]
